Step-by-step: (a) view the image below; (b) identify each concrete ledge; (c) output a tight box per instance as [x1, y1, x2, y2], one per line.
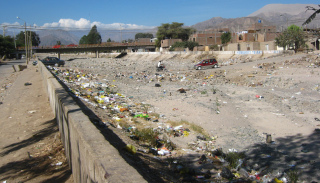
[38, 62, 147, 183]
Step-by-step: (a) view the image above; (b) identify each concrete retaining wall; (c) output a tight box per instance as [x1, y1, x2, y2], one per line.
[125, 50, 284, 56]
[38, 62, 147, 183]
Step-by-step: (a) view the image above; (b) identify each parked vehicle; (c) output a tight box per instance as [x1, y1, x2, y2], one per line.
[52, 45, 61, 49]
[40, 57, 65, 67]
[194, 59, 218, 70]
[67, 44, 78, 47]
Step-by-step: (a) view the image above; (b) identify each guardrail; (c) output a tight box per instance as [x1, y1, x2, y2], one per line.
[126, 50, 285, 55]
[17, 42, 156, 50]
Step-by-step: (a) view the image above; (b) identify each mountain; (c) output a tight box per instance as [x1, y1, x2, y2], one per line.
[192, 16, 273, 32]
[37, 29, 80, 46]
[191, 4, 319, 32]
[248, 4, 319, 28]
[191, 17, 227, 31]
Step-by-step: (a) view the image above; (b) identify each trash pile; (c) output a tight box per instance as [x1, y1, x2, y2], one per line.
[49, 67, 215, 154]
[43, 65, 313, 182]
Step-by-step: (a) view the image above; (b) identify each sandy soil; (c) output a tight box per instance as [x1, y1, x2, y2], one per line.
[0, 61, 73, 183]
[36, 51, 320, 182]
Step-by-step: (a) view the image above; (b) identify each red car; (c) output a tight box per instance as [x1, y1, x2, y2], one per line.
[194, 59, 218, 70]
[67, 44, 78, 47]
[52, 45, 61, 49]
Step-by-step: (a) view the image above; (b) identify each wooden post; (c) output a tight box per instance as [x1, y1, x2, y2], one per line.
[266, 134, 272, 143]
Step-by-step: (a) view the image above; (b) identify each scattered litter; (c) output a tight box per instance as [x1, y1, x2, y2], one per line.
[255, 95, 264, 99]
[125, 144, 137, 155]
[55, 162, 63, 166]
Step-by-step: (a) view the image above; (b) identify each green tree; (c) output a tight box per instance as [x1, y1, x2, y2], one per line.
[15, 31, 40, 47]
[221, 32, 231, 45]
[0, 35, 16, 58]
[275, 25, 306, 52]
[155, 22, 196, 47]
[56, 41, 61, 45]
[135, 33, 154, 40]
[169, 41, 199, 51]
[107, 38, 112, 42]
[127, 39, 134, 43]
[79, 25, 102, 44]
[79, 35, 87, 44]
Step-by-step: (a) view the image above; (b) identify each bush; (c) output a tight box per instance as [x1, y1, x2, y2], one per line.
[225, 152, 245, 169]
[170, 41, 199, 51]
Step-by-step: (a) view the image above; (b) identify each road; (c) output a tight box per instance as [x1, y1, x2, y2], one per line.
[0, 59, 73, 183]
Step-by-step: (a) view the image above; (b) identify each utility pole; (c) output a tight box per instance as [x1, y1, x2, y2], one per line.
[120, 24, 122, 43]
[280, 14, 288, 29]
[2, 25, 7, 36]
[29, 30, 32, 61]
[13, 30, 16, 49]
[17, 17, 28, 64]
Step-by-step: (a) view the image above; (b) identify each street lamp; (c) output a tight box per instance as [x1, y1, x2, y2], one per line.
[17, 16, 28, 64]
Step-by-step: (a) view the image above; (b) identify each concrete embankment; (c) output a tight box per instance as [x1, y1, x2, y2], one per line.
[38, 61, 147, 183]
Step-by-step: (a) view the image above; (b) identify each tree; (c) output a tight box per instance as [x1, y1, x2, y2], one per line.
[0, 35, 15, 58]
[135, 33, 154, 40]
[15, 31, 40, 47]
[221, 32, 231, 45]
[56, 41, 61, 45]
[275, 25, 306, 52]
[79, 25, 102, 44]
[79, 35, 87, 44]
[169, 41, 199, 51]
[303, 5, 320, 25]
[155, 22, 196, 47]
[107, 38, 112, 42]
[127, 39, 134, 43]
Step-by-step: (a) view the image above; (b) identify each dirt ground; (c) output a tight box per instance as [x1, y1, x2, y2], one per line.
[45, 51, 320, 182]
[0, 61, 73, 183]
[2, 50, 319, 182]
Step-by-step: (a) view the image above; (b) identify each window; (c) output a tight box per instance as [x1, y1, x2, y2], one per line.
[239, 34, 243, 40]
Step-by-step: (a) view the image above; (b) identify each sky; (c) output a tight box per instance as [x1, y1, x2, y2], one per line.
[0, 0, 319, 31]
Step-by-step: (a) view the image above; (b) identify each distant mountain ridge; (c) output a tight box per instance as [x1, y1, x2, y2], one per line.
[32, 4, 319, 46]
[192, 4, 318, 32]
[248, 4, 315, 16]
[37, 30, 79, 46]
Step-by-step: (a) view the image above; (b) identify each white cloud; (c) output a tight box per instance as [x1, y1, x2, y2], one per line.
[40, 18, 155, 30]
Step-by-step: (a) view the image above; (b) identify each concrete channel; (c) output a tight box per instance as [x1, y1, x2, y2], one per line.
[38, 61, 147, 183]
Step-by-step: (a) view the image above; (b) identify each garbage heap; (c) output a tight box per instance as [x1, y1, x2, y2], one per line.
[46, 65, 309, 183]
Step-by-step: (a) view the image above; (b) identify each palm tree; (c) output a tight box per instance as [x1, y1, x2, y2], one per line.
[303, 5, 320, 25]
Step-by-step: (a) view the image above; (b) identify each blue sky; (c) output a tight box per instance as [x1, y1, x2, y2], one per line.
[0, 0, 319, 31]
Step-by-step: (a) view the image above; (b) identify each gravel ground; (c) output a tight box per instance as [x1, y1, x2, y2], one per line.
[37, 51, 320, 182]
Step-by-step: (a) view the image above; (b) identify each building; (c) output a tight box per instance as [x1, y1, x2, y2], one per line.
[190, 23, 279, 51]
[236, 23, 277, 43]
[189, 28, 229, 46]
[160, 39, 182, 49]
